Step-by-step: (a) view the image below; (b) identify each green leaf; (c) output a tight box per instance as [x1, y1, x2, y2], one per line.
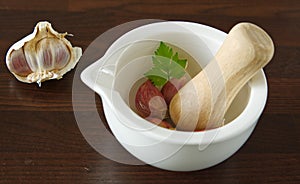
[146, 75, 167, 87]
[154, 42, 173, 58]
[172, 52, 187, 68]
[144, 42, 188, 87]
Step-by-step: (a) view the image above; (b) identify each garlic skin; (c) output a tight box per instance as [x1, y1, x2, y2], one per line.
[6, 21, 82, 86]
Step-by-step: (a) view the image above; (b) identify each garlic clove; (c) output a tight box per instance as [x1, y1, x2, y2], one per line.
[35, 38, 70, 71]
[8, 48, 33, 77]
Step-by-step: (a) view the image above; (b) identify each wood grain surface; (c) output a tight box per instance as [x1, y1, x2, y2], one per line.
[0, 0, 299, 183]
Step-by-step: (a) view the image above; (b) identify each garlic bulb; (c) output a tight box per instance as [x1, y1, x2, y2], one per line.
[6, 21, 82, 86]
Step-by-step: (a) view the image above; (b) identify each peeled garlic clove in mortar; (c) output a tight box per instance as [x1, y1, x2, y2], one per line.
[6, 21, 82, 86]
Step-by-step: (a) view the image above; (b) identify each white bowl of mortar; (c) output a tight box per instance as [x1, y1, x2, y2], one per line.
[81, 21, 268, 171]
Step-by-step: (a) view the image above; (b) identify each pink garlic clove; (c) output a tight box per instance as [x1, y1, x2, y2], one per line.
[9, 49, 32, 77]
[135, 80, 168, 120]
[161, 77, 188, 105]
[36, 38, 71, 70]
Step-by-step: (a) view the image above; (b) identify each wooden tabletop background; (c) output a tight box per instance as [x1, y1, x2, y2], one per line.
[0, 0, 299, 183]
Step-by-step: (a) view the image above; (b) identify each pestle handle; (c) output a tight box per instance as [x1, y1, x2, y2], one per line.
[169, 23, 274, 131]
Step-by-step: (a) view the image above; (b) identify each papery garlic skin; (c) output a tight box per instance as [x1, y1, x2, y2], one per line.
[6, 21, 82, 86]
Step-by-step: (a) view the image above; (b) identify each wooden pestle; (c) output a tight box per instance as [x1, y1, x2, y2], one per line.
[169, 23, 274, 131]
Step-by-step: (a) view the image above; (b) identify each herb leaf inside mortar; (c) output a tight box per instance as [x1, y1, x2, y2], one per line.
[144, 41, 187, 87]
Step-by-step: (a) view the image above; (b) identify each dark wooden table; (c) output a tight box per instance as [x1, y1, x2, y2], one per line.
[0, 0, 299, 183]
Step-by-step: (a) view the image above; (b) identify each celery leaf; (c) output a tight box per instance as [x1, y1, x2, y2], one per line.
[144, 42, 187, 87]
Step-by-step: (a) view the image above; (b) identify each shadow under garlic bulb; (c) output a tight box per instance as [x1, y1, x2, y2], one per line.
[6, 21, 82, 86]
